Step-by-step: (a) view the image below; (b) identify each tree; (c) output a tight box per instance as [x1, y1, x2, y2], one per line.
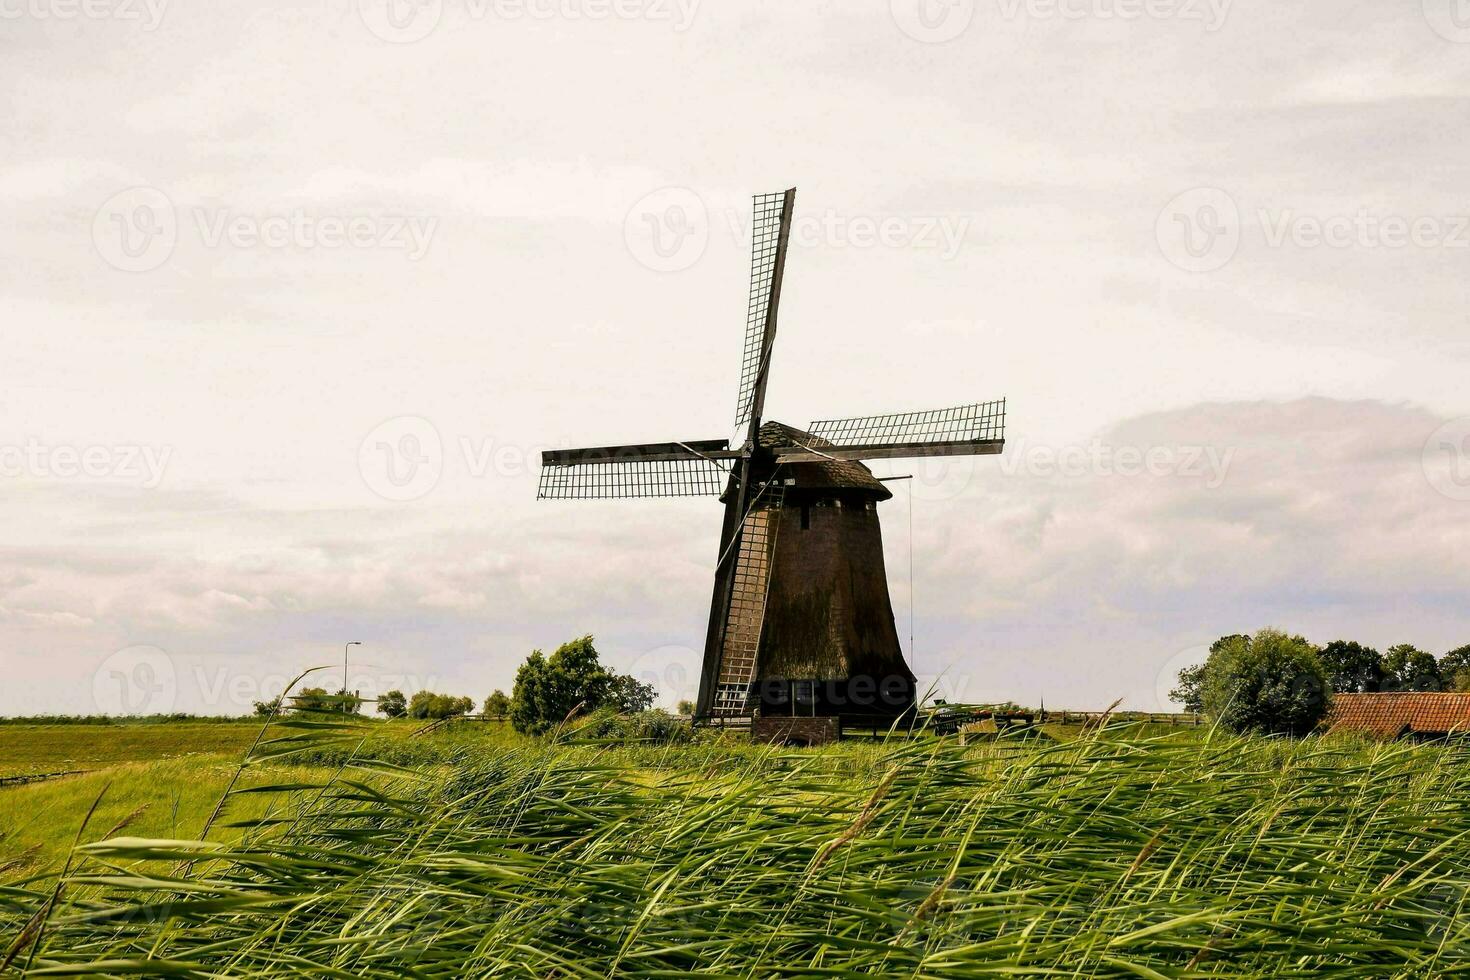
[253, 697, 282, 718]
[1439, 645, 1470, 692]
[1200, 629, 1331, 736]
[607, 673, 656, 714]
[1170, 663, 1208, 713]
[1169, 633, 1258, 713]
[1210, 634, 1250, 656]
[510, 635, 656, 736]
[378, 690, 407, 718]
[291, 687, 335, 712]
[290, 687, 362, 714]
[483, 690, 510, 720]
[407, 691, 474, 720]
[1382, 644, 1442, 692]
[1318, 640, 1384, 693]
[676, 699, 695, 716]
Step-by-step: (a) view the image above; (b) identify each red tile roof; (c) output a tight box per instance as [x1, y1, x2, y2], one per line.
[1325, 692, 1470, 739]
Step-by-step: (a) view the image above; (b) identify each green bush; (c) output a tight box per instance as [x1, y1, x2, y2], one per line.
[408, 692, 474, 720]
[575, 708, 693, 745]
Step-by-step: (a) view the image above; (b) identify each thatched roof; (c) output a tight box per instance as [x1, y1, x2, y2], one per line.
[757, 421, 891, 500]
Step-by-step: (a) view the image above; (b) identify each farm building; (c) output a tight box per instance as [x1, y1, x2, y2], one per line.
[1324, 692, 1470, 740]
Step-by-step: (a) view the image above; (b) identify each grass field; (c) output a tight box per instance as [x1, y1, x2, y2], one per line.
[3, 717, 1469, 975]
[0, 717, 522, 873]
[0, 721, 264, 779]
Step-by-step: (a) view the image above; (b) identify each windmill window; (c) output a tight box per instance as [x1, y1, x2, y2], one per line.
[800, 504, 811, 530]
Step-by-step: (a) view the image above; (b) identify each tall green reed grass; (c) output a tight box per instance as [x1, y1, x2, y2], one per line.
[4, 720, 1468, 976]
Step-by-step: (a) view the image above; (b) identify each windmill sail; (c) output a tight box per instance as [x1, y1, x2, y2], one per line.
[773, 401, 1007, 463]
[538, 440, 735, 499]
[733, 189, 796, 434]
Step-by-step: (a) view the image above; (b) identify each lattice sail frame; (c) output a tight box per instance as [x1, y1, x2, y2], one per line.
[807, 400, 1006, 447]
[537, 458, 727, 499]
[733, 191, 792, 432]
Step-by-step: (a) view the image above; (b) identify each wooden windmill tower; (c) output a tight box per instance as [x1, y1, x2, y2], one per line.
[539, 188, 1006, 733]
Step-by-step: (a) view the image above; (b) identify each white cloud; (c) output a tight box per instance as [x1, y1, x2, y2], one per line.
[3, 1, 1470, 714]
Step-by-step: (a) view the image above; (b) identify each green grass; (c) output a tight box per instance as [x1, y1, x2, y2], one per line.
[0, 721, 265, 778]
[4, 721, 1470, 975]
[0, 758, 331, 878]
[0, 717, 522, 872]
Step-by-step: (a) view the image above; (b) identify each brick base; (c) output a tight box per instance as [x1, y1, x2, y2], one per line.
[751, 715, 841, 746]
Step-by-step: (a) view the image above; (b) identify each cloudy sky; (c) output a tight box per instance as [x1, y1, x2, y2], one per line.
[3, 0, 1470, 716]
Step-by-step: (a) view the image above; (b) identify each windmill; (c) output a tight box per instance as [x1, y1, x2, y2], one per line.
[539, 188, 1006, 733]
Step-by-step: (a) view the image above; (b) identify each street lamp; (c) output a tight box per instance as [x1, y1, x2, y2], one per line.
[343, 641, 362, 698]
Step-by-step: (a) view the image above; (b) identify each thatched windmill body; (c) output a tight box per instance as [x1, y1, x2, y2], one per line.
[539, 188, 1006, 724]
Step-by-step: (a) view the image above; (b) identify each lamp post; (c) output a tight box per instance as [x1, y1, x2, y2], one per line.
[343, 641, 362, 704]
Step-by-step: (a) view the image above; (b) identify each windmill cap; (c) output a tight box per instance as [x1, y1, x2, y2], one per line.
[755, 421, 892, 500]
